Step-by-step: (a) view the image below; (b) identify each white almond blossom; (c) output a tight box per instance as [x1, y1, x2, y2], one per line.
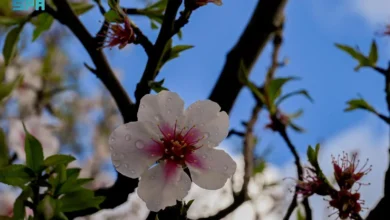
[109, 91, 237, 212]
[8, 116, 60, 161]
[0, 190, 34, 218]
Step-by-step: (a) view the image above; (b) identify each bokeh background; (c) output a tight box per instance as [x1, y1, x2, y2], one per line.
[0, 0, 389, 219]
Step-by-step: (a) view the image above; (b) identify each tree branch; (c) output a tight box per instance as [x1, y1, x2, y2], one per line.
[208, 0, 288, 114]
[366, 65, 390, 220]
[134, 0, 183, 105]
[49, 0, 134, 122]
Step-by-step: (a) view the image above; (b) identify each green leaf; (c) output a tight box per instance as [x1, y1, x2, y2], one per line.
[177, 30, 183, 39]
[266, 77, 298, 104]
[66, 168, 81, 179]
[38, 195, 57, 220]
[296, 206, 305, 220]
[108, 0, 120, 11]
[0, 216, 12, 220]
[335, 43, 372, 71]
[288, 109, 304, 119]
[23, 123, 44, 173]
[345, 98, 377, 113]
[32, 13, 54, 42]
[162, 45, 194, 65]
[238, 60, 266, 104]
[0, 74, 23, 102]
[0, 128, 9, 168]
[12, 187, 32, 220]
[253, 160, 266, 175]
[58, 178, 93, 195]
[44, 155, 76, 168]
[148, 79, 168, 93]
[58, 189, 105, 212]
[185, 199, 195, 209]
[150, 21, 159, 29]
[104, 10, 123, 23]
[368, 40, 378, 65]
[275, 89, 313, 106]
[0, 16, 23, 26]
[69, 2, 95, 16]
[2, 25, 24, 66]
[307, 144, 322, 169]
[0, 164, 35, 187]
[289, 122, 305, 133]
[146, 0, 168, 10]
[155, 215, 160, 220]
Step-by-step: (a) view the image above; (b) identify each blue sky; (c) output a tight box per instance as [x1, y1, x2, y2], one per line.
[59, 0, 390, 166]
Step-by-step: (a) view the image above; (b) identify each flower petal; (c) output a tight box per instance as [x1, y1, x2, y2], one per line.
[137, 91, 185, 126]
[137, 161, 191, 212]
[186, 147, 236, 190]
[109, 121, 164, 179]
[183, 100, 229, 147]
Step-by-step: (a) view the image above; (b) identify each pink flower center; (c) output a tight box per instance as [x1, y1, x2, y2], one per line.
[153, 121, 205, 166]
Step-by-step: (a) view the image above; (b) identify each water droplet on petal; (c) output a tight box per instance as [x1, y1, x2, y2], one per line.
[224, 166, 228, 170]
[130, 169, 135, 174]
[136, 140, 144, 149]
[215, 132, 219, 136]
[208, 166, 212, 170]
[167, 109, 171, 114]
[200, 123, 205, 127]
[203, 132, 210, 139]
[202, 154, 207, 159]
[112, 153, 117, 157]
[155, 115, 161, 121]
[125, 134, 131, 141]
[140, 104, 145, 108]
[110, 137, 115, 143]
[167, 97, 172, 102]
[124, 164, 129, 168]
[151, 154, 155, 157]
[109, 145, 113, 151]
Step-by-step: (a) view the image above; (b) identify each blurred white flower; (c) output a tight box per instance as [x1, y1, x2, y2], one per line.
[4, 59, 42, 109]
[8, 116, 60, 161]
[109, 91, 236, 212]
[0, 190, 33, 218]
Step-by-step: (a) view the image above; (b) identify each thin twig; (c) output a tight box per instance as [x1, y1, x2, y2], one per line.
[134, 0, 183, 105]
[197, 103, 262, 220]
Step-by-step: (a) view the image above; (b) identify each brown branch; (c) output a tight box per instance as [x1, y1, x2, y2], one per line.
[134, 0, 185, 105]
[46, 1, 139, 218]
[208, 0, 288, 114]
[366, 64, 390, 220]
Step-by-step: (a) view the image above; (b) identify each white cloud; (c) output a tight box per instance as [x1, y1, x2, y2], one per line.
[348, 0, 390, 25]
[282, 116, 389, 219]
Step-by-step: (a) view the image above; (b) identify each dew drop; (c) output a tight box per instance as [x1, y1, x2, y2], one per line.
[125, 134, 131, 141]
[202, 154, 207, 159]
[215, 132, 219, 136]
[167, 97, 172, 102]
[203, 132, 210, 139]
[208, 166, 212, 170]
[110, 137, 115, 143]
[109, 145, 113, 151]
[151, 154, 155, 157]
[200, 123, 205, 127]
[135, 140, 145, 149]
[224, 166, 228, 170]
[167, 109, 172, 114]
[112, 153, 117, 157]
[124, 164, 129, 168]
[130, 169, 135, 174]
[154, 115, 161, 121]
[140, 104, 145, 108]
